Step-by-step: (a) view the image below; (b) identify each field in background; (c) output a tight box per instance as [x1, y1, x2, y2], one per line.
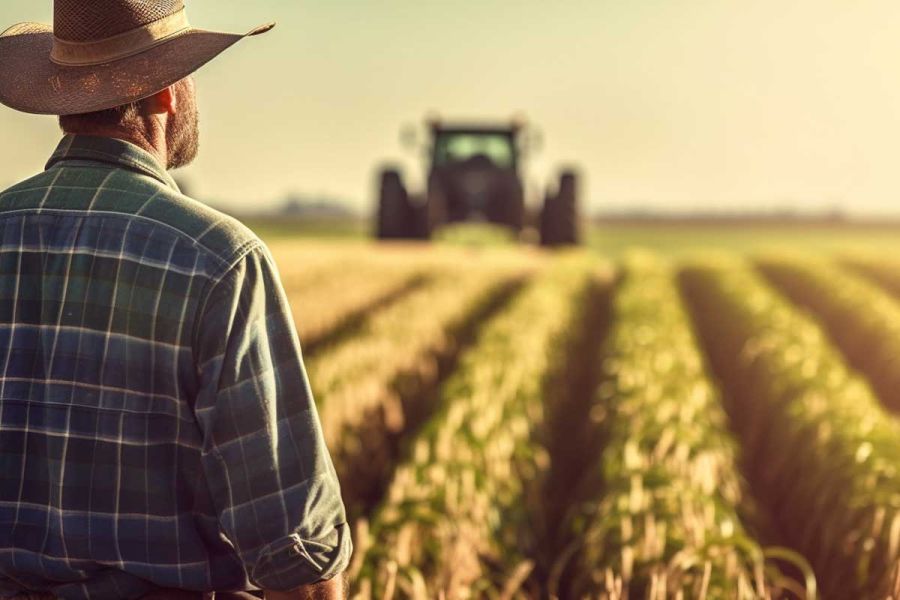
[587, 222, 900, 256]
[248, 216, 900, 256]
[265, 228, 900, 599]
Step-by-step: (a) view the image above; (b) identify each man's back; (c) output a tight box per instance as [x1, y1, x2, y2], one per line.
[0, 135, 350, 599]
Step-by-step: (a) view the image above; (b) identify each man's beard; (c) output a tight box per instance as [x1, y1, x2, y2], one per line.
[166, 84, 200, 170]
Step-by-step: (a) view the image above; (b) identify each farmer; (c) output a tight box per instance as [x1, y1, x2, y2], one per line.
[0, 1, 351, 599]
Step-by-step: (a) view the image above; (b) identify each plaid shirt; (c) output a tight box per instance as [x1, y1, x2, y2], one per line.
[0, 135, 351, 599]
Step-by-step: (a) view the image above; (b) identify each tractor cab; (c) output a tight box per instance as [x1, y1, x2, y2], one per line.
[427, 124, 524, 228]
[432, 127, 518, 171]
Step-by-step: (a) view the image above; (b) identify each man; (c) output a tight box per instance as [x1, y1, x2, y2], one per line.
[0, 2, 351, 599]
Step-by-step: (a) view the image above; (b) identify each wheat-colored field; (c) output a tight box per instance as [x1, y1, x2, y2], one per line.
[268, 237, 900, 599]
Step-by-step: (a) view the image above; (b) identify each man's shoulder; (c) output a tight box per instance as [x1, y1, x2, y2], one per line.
[0, 164, 263, 272]
[118, 170, 264, 269]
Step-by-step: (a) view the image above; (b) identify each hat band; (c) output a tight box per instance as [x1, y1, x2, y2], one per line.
[50, 8, 191, 67]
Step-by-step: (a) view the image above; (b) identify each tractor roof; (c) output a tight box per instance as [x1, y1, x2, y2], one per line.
[428, 120, 523, 136]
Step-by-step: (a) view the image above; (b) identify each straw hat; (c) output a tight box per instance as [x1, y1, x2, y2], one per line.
[0, 0, 274, 116]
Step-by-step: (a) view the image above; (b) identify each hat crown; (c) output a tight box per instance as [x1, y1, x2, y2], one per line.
[54, 0, 185, 42]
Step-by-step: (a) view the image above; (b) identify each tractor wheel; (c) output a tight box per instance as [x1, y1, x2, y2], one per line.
[540, 171, 580, 246]
[556, 171, 579, 244]
[376, 169, 412, 239]
[539, 192, 560, 246]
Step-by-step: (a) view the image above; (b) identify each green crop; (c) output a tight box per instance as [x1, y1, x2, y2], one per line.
[260, 242, 900, 597]
[756, 253, 900, 414]
[566, 253, 803, 599]
[682, 257, 900, 598]
[305, 257, 529, 507]
[352, 256, 603, 599]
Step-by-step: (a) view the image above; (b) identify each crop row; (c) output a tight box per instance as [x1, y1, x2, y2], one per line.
[842, 253, 900, 300]
[565, 254, 786, 599]
[305, 258, 531, 513]
[756, 253, 900, 413]
[352, 256, 600, 599]
[282, 246, 900, 597]
[273, 247, 435, 351]
[681, 257, 900, 598]
[289, 267, 427, 353]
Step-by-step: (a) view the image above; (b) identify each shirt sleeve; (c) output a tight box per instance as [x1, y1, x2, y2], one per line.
[192, 242, 352, 590]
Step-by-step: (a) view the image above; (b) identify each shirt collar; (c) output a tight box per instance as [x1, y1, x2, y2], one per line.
[45, 134, 181, 192]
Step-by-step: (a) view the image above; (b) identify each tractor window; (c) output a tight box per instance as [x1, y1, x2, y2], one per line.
[433, 133, 516, 168]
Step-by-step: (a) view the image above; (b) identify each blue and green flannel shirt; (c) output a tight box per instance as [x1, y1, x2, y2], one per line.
[0, 135, 352, 599]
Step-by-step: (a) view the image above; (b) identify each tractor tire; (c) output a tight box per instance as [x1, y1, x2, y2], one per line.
[556, 171, 579, 244]
[539, 192, 556, 245]
[540, 171, 580, 246]
[376, 169, 412, 239]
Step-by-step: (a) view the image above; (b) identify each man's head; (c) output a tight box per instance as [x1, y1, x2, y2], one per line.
[59, 76, 199, 170]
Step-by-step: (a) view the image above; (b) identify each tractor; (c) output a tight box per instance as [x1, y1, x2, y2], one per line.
[374, 118, 580, 246]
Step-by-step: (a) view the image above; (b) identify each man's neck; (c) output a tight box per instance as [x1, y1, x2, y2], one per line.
[63, 122, 168, 169]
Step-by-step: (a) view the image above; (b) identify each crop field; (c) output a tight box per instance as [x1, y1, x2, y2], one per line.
[266, 231, 900, 600]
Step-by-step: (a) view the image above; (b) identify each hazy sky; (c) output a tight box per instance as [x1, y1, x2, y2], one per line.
[2, 1, 900, 216]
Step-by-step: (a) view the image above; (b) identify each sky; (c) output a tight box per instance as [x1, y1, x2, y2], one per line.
[2, 1, 900, 216]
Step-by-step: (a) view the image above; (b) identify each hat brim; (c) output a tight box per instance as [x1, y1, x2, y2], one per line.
[0, 22, 274, 116]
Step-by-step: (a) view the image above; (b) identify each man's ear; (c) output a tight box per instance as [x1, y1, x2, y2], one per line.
[144, 85, 177, 116]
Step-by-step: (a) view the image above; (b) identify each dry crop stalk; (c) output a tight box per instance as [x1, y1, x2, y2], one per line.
[287, 265, 426, 351]
[568, 253, 779, 599]
[308, 261, 526, 445]
[681, 256, 900, 599]
[306, 258, 530, 510]
[273, 244, 466, 351]
[756, 253, 900, 413]
[354, 255, 601, 599]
